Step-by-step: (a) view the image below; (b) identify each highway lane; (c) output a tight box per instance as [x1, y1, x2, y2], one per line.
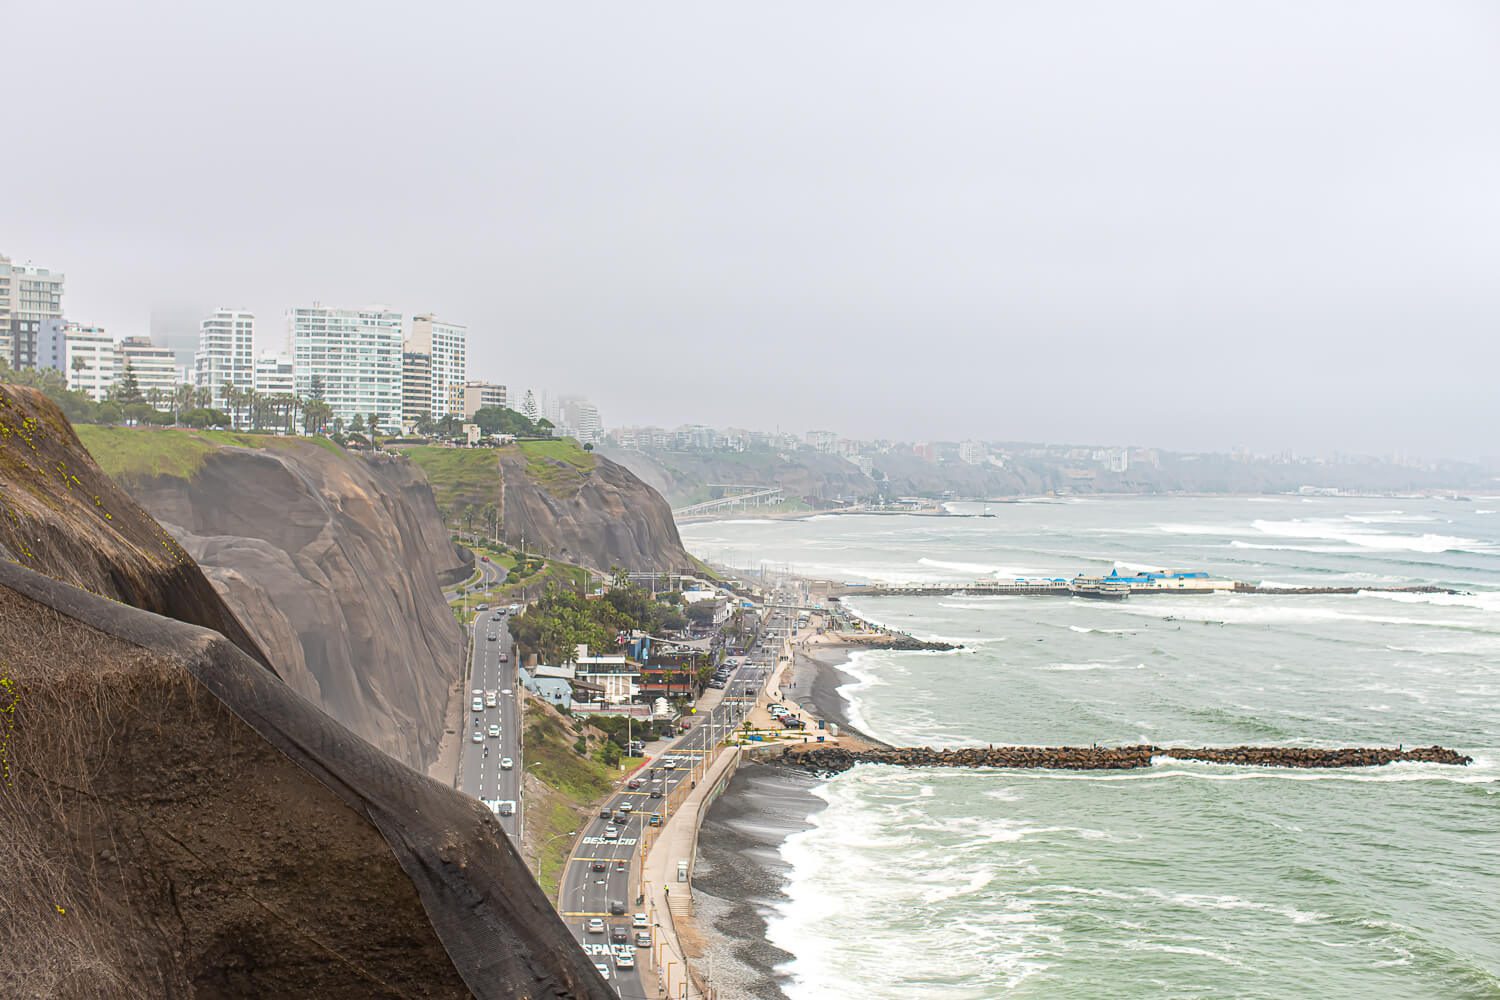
[557, 605, 792, 998]
[458, 604, 523, 841]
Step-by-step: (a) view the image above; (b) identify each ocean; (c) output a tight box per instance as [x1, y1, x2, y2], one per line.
[680, 496, 1500, 998]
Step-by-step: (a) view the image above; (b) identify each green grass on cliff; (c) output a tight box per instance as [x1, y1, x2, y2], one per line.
[75, 426, 346, 482]
[512, 439, 596, 498]
[398, 446, 501, 515]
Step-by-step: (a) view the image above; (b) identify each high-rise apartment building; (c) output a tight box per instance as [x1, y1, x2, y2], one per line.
[400, 352, 432, 427]
[64, 325, 117, 402]
[253, 352, 296, 398]
[118, 337, 180, 405]
[0, 255, 65, 368]
[290, 305, 403, 426]
[195, 309, 256, 411]
[461, 380, 508, 419]
[559, 396, 603, 444]
[407, 314, 466, 417]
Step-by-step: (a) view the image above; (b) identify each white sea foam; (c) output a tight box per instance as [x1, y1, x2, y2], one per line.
[1357, 589, 1500, 612]
[1040, 661, 1145, 672]
[1250, 518, 1478, 553]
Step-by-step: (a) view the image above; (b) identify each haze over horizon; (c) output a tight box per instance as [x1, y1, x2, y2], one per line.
[5, 1, 1498, 460]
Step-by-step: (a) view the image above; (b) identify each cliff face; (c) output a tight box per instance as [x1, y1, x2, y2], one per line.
[0, 386, 614, 998]
[0, 386, 269, 667]
[100, 438, 466, 772]
[496, 445, 694, 572]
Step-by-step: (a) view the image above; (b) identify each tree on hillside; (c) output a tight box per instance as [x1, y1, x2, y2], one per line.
[303, 397, 333, 436]
[114, 363, 143, 406]
[472, 406, 538, 438]
[521, 389, 538, 421]
[349, 413, 365, 433]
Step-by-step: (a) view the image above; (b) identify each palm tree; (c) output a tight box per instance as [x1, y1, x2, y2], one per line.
[220, 380, 238, 429]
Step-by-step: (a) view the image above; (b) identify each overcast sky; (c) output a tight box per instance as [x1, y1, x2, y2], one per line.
[5, 2, 1498, 459]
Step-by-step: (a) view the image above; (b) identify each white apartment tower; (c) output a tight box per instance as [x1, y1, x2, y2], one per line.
[117, 338, 180, 405]
[195, 309, 256, 411]
[1, 255, 66, 368]
[407, 314, 466, 418]
[291, 305, 404, 426]
[253, 352, 296, 398]
[64, 325, 117, 402]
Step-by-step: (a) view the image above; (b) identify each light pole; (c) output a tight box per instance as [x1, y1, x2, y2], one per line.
[537, 829, 578, 882]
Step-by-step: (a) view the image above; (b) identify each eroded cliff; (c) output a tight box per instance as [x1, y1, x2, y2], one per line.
[0, 385, 614, 999]
[78, 427, 466, 771]
[496, 444, 694, 572]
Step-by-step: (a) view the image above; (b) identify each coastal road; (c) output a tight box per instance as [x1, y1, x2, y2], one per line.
[458, 606, 523, 841]
[557, 619, 785, 998]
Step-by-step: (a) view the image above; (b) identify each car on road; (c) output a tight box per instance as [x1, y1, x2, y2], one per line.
[661, 759, 677, 770]
[626, 778, 643, 790]
[604, 827, 619, 840]
[611, 811, 627, 825]
[614, 949, 635, 970]
[498, 652, 508, 662]
[600, 806, 613, 818]
[632, 913, 649, 928]
[501, 688, 512, 696]
[609, 899, 627, 916]
[593, 962, 609, 979]
[591, 860, 607, 872]
[635, 930, 652, 948]
[487, 724, 500, 738]
[586, 917, 606, 934]
[485, 691, 497, 707]
[486, 634, 497, 642]
[649, 786, 663, 799]
[470, 697, 483, 712]
[471, 731, 483, 743]
[618, 802, 633, 813]
[648, 813, 661, 827]
[610, 925, 628, 944]
[477, 603, 488, 609]
[500, 756, 513, 769]
[496, 800, 516, 816]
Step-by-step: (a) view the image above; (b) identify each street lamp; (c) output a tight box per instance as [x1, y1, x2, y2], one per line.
[537, 829, 578, 881]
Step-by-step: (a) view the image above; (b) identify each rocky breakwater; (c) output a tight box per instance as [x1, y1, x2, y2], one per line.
[782, 743, 1473, 774]
[84, 429, 468, 771]
[497, 443, 694, 571]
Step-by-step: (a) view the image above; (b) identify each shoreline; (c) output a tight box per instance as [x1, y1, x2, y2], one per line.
[687, 637, 890, 997]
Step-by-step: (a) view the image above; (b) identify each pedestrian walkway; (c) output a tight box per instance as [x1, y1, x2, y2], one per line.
[640, 742, 742, 1000]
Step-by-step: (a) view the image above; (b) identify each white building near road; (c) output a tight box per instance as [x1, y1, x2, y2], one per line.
[1, 255, 66, 368]
[195, 309, 256, 411]
[290, 304, 404, 427]
[253, 351, 296, 397]
[64, 325, 117, 401]
[117, 337, 180, 405]
[572, 645, 638, 705]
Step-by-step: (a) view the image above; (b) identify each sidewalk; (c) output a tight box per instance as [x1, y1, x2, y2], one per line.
[640, 744, 741, 1000]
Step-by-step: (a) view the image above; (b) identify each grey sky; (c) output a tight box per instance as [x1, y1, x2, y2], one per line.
[5, 1, 1498, 459]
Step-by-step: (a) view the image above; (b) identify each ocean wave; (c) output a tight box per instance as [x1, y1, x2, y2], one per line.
[917, 556, 1036, 578]
[1040, 661, 1145, 672]
[1357, 589, 1500, 612]
[1250, 518, 1479, 554]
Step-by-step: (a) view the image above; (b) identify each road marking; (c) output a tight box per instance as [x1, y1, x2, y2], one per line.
[561, 911, 612, 918]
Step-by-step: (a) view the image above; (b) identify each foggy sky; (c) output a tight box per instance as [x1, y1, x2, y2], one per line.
[5, 1, 1499, 459]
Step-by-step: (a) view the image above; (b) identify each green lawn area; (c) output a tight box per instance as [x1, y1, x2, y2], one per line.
[398, 445, 502, 514]
[76, 425, 345, 482]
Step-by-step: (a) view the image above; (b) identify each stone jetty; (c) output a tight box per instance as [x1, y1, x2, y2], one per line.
[781, 743, 1472, 774]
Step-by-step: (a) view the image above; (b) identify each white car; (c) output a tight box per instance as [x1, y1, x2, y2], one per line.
[660, 759, 677, 770]
[604, 826, 620, 840]
[496, 800, 516, 816]
[470, 698, 483, 712]
[587, 918, 606, 935]
[618, 802, 633, 814]
[485, 692, 497, 707]
[471, 731, 483, 743]
[614, 950, 635, 970]
[488, 724, 501, 738]
[500, 756, 514, 770]
[632, 912, 649, 928]
[594, 962, 610, 979]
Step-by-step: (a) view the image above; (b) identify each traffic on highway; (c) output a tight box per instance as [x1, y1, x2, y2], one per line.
[558, 596, 798, 998]
[458, 603, 523, 841]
